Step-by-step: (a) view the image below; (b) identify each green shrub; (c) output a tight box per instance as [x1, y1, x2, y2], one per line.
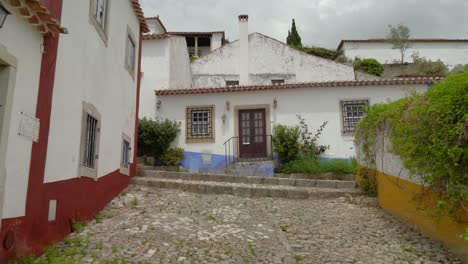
[353, 58, 384, 76]
[272, 124, 301, 163]
[137, 118, 180, 159]
[356, 72, 468, 218]
[411, 54, 448, 75]
[297, 115, 328, 158]
[281, 157, 357, 174]
[297, 46, 344, 61]
[160, 148, 184, 166]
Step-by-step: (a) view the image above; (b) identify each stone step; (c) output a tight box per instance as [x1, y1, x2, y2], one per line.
[274, 172, 356, 181]
[140, 170, 356, 189]
[131, 177, 359, 200]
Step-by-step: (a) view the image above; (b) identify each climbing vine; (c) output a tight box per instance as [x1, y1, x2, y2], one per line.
[355, 72, 468, 219]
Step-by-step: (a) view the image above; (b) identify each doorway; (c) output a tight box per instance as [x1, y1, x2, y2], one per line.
[238, 109, 267, 159]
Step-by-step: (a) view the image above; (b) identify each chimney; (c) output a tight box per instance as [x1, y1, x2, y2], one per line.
[238, 15, 249, 85]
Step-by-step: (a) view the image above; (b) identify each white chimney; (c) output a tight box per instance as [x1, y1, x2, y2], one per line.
[238, 15, 249, 85]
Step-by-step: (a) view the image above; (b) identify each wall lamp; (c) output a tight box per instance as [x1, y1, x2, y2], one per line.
[273, 98, 278, 109]
[0, 2, 11, 28]
[222, 113, 227, 124]
[156, 99, 162, 110]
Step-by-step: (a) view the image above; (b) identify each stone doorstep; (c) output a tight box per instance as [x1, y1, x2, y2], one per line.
[139, 170, 355, 190]
[131, 178, 359, 200]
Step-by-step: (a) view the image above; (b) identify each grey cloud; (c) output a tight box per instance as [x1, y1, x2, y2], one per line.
[140, 0, 468, 49]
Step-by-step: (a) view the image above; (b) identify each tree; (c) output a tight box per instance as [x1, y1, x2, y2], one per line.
[386, 23, 411, 64]
[286, 19, 302, 47]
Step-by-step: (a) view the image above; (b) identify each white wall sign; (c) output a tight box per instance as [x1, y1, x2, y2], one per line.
[18, 112, 40, 142]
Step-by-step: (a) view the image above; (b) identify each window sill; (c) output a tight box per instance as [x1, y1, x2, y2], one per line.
[186, 138, 215, 144]
[89, 16, 108, 46]
[120, 165, 130, 176]
[79, 166, 98, 181]
[125, 66, 135, 80]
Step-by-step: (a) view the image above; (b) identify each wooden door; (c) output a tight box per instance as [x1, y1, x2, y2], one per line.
[239, 109, 266, 159]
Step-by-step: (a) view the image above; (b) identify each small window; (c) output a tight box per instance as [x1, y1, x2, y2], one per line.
[125, 33, 136, 74]
[121, 139, 130, 168]
[226, 80, 239, 86]
[271, 79, 284, 85]
[91, 0, 107, 30]
[340, 100, 369, 134]
[186, 106, 214, 142]
[80, 103, 101, 178]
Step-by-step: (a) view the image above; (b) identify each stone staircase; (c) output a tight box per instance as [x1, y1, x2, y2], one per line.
[132, 169, 359, 200]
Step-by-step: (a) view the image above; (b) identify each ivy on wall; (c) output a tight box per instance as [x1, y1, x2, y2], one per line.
[355, 72, 468, 219]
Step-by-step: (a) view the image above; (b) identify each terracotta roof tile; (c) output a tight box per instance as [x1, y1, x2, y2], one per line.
[155, 77, 443, 96]
[142, 33, 171, 40]
[8, 0, 67, 35]
[129, 0, 149, 33]
[337, 38, 468, 50]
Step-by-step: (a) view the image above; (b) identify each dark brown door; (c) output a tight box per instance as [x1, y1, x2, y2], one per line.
[239, 109, 267, 159]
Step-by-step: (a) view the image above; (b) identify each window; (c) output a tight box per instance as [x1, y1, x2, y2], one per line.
[340, 100, 369, 134]
[79, 102, 101, 178]
[125, 32, 136, 74]
[271, 79, 284, 85]
[90, 0, 108, 42]
[226, 80, 239, 86]
[186, 106, 214, 142]
[121, 139, 130, 168]
[82, 114, 99, 168]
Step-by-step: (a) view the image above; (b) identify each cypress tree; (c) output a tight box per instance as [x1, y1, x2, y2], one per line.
[287, 19, 302, 47]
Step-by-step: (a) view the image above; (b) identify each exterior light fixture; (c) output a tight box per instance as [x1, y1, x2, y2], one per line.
[0, 2, 11, 28]
[222, 113, 227, 124]
[273, 98, 278, 109]
[156, 99, 162, 110]
[225, 101, 230, 111]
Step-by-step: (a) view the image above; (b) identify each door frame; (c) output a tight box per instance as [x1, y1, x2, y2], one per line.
[233, 104, 272, 159]
[0, 45, 18, 228]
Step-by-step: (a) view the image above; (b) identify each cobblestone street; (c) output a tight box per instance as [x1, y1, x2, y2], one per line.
[58, 186, 461, 263]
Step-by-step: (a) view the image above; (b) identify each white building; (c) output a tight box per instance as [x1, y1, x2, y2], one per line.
[156, 78, 439, 175]
[338, 39, 468, 68]
[0, 0, 148, 261]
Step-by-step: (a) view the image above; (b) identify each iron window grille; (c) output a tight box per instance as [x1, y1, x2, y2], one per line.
[82, 114, 99, 168]
[121, 139, 130, 168]
[186, 106, 214, 140]
[225, 80, 239, 86]
[341, 100, 369, 134]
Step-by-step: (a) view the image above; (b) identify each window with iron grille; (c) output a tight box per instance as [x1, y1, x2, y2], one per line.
[82, 114, 99, 168]
[186, 106, 214, 141]
[121, 139, 130, 168]
[225, 80, 239, 86]
[340, 100, 369, 134]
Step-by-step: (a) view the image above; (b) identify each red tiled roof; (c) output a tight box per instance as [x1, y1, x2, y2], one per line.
[145, 16, 167, 33]
[129, 0, 149, 33]
[156, 77, 442, 96]
[142, 33, 171, 40]
[337, 38, 468, 50]
[7, 0, 67, 35]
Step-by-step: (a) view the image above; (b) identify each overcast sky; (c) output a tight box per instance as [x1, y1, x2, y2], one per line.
[140, 0, 467, 49]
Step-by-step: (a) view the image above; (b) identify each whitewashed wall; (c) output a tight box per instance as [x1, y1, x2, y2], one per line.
[140, 36, 191, 119]
[191, 33, 355, 88]
[341, 42, 468, 68]
[0, 13, 43, 218]
[147, 19, 165, 34]
[44, 0, 141, 183]
[157, 84, 429, 159]
[211, 33, 224, 51]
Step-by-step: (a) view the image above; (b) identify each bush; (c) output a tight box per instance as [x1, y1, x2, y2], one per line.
[356, 72, 468, 217]
[281, 157, 357, 174]
[272, 124, 301, 163]
[411, 54, 448, 75]
[297, 115, 328, 158]
[353, 58, 384, 76]
[297, 46, 344, 61]
[160, 148, 184, 166]
[137, 118, 180, 159]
